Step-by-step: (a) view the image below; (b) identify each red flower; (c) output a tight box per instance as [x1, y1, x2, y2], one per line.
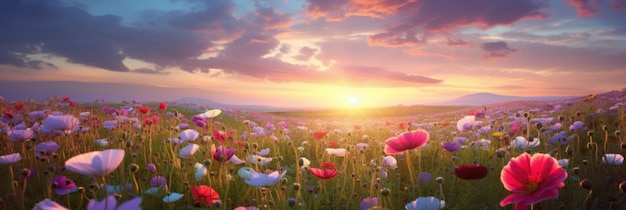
[327, 141, 339, 148]
[397, 122, 406, 130]
[143, 116, 158, 126]
[138, 106, 150, 114]
[383, 129, 429, 155]
[159, 102, 167, 111]
[62, 96, 70, 102]
[309, 162, 338, 179]
[191, 185, 220, 206]
[69, 101, 77, 108]
[441, 121, 451, 126]
[313, 130, 328, 140]
[454, 164, 489, 180]
[13, 102, 24, 111]
[353, 125, 361, 130]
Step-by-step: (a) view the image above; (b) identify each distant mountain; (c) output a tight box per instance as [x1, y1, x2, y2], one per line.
[175, 97, 293, 112]
[434, 92, 576, 106]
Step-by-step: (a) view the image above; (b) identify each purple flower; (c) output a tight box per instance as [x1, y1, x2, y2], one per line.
[569, 121, 586, 132]
[151, 176, 167, 187]
[87, 195, 142, 210]
[7, 129, 34, 142]
[146, 163, 157, 173]
[50, 175, 78, 195]
[42, 115, 79, 131]
[418, 172, 432, 183]
[35, 141, 60, 159]
[441, 141, 460, 153]
[361, 197, 379, 210]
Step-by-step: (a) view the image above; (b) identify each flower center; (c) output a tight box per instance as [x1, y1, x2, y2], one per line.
[526, 180, 540, 192]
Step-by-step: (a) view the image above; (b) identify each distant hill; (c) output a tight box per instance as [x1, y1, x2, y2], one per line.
[434, 92, 576, 106]
[175, 97, 294, 112]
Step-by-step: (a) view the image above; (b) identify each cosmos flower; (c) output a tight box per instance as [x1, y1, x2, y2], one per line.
[191, 185, 220, 206]
[32, 199, 69, 210]
[50, 175, 78, 195]
[64, 149, 125, 176]
[247, 154, 273, 166]
[241, 168, 287, 187]
[454, 164, 489, 180]
[405, 196, 445, 210]
[179, 144, 199, 158]
[383, 129, 429, 155]
[211, 145, 235, 162]
[87, 195, 142, 210]
[382, 156, 398, 169]
[509, 136, 540, 150]
[42, 115, 79, 131]
[602, 154, 624, 165]
[456, 115, 476, 132]
[35, 141, 60, 159]
[179, 129, 200, 142]
[309, 162, 338, 179]
[500, 153, 567, 210]
[0, 153, 21, 164]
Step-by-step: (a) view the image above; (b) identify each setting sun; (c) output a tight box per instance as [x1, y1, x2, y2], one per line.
[348, 97, 359, 105]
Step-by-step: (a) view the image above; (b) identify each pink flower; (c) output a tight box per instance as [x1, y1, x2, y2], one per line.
[500, 153, 567, 210]
[384, 130, 429, 155]
[42, 115, 79, 131]
[64, 149, 125, 176]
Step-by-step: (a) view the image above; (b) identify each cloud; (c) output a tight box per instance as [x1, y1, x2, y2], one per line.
[481, 41, 518, 60]
[131, 68, 171, 75]
[307, 0, 412, 21]
[293, 46, 318, 61]
[613, 0, 626, 10]
[567, 0, 601, 16]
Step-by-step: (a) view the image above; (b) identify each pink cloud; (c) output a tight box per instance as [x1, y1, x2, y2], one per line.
[481, 41, 518, 60]
[567, 0, 601, 16]
[307, 0, 412, 21]
[612, 0, 626, 10]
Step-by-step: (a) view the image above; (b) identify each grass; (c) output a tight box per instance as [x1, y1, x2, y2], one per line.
[0, 89, 625, 209]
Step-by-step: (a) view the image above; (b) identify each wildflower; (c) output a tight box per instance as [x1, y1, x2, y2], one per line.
[194, 162, 208, 181]
[191, 185, 220, 206]
[405, 196, 445, 210]
[383, 129, 429, 155]
[441, 141, 460, 153]
[198, 109, 222, 119]
[146, 163, 157, 173]
[50, 175, 78, 195]
[179, 129, 200, 142]
[257, 148, 270, 156]
[179, 144, 199, 158]
[35, 141, 60, 159]
[557, 159, 569, 168]
[94, 139, 109, 147]
[247, 154, 273, 166]
[382, 156, 398, 169]
[229, 154, 246, 164]
[32, 199, 69, 210]
[309, 162, 338, 179]
[159, 102, 167, 111]
[87, 195, 142, 210]
[313, 130, 328, 140]
[419, 172, 432, 183]
[456, 115, 475, 132]
[325, 148, 347, 157]
[42, 115, 79, 131]
[163, 192, 184, 203]
[243, 169, 288, 187]
[500, 153, 567, 209]
[509, 136, 540, 150]
[7, 129, 34, 142]
[211, 145, 235, 162]
[602, 154, 624, 165]
[361, 197, 379, 210]
[64, 149, 125, 176]
[454, 164, 488, 180]
[238, 167, 256, 180]
[0, 153, 21, 164]
[138, 106, 150, 114]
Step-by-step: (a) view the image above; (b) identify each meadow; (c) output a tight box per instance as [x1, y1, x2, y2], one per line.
[1, 89, 625, 210]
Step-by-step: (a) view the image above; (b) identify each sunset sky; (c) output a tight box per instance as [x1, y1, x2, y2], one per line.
[1, 0, 625, 108]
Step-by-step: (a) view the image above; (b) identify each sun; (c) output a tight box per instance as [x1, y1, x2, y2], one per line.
[348, 97, 359, 106]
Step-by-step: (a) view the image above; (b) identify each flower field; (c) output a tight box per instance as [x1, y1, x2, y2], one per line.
[1, 90, 625, 210]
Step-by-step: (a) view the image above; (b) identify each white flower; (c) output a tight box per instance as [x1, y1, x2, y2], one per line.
[247, 154, 272, 166]
[602, 154, 624, 165]
[0, 153, 22, 164]
[229, 154, 246, 164]
[64, 149, 124, 176]
[162, 192, 184, 203]
[509, 136, 540, 150]
[179, 144, 199, 158]
[257, 148, 270, 156]
[32, 199, 68, 210]
[325, 148, 347, 157]
[194, 162, 207, 181]
[198, 109, 222, 119]
[405, 196, 445, 210]
[178, 129, 200, 142]
[94, 139, 109, 147]
[382, 156, 398, 169]
[456, 115, 475, 132]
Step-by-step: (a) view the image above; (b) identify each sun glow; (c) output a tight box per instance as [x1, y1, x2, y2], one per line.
[348, 97, 359, 105]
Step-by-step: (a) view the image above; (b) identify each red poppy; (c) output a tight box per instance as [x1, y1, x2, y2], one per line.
[398, 122, 406, 130]
[69, 101, 77, 108]
[353, 125, 361, 130]
[138, 106, 150, 114]
[327, 141, 339, 148]
[13, 102, 24, 111]
[214, 130, 226, 143]
[309, 162, 338, 179]
[159, 102, 167, 111]
[62, 96, 70, 102]
[143, 116, 159, 126]
[454, 164, 489, 180]
[313, 130, 328, 140]
[235, 140, 245, 147]
[191, 185, 220, 206]
[441, 121, 451, 126]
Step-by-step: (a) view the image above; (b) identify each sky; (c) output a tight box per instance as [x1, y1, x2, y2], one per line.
[0, 0, 625, 108]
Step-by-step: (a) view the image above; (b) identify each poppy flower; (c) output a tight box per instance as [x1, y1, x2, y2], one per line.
[509, 136, 540, 150]
[191, 185, 220, 206]
[32, 199, 68, 210]
[138, 106, 150, 114]
[247, 154, 273, 166]
[179, 129, 200, 142]
[198, 109, 222, 119]
[243, 169, 287, 187]
[211, 145, 235, 162]
[309, 162, 338, 179]
[454, 164, 488, 180]
[602, 154, 624, 165]
[0, 153, 21, 164]
[13, 102, 24, 111]
[194, 162, 208, 181]
[327, 141, 339, 148]
[441, 141, 460, 153]
[257, 148, 270, 156]
[42, 115, 79, 131]
[405, 196, 445, 210]
[234, 207, 259, 210]
[163, 192, 184, 203]
[159, 102, 167, 111]
[50, 175, 78, 195]
[382, 156, 398, 169]
[500, 153, 567, 210]
[87, 195, 142, 210]
[456, 115, 475, 132]
[383, 130, 429, 155]
[179, 144, 199, 158]
[7, 129, 34, 142]
[325, 148, 347, 157]
[313, 130, 328, 140]
[64, 149, 125, 176]
[213, 130, 230, 143]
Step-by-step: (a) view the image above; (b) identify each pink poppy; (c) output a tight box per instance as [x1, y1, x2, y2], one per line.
[384, 130, 429, 155]
[500, 153, 567, 210]
[211, 144, 235, 162]
[308, 162, 338, 179]
[42, 115, 79, 131]
[7, 128, 34, 142]
[64, 149, 125, 176]
[50, 175, 77, 195]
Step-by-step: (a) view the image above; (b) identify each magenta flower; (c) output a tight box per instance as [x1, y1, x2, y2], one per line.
[211, 144, 235, 162]
[146, 163, 157, 173]
[50, 175, 78, 195]
[441, 141, 460, 153]
[151, 176, 167, 187]
[361, 197, 379, 210]
[500, 153, 567, 210]
[0, 153, 21, 164]
[87, 195, 142, 210]
[384, 130, 429, 155]
[42, 115, 79, 131]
